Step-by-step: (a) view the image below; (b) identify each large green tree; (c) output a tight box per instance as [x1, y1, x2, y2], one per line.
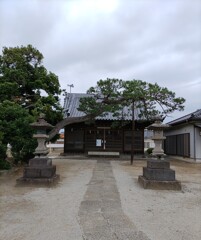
[0, 45, 63, 123]
[79, 79, 185, 117]
[48, 78, 185, 140]
[0, 45, 63, 166]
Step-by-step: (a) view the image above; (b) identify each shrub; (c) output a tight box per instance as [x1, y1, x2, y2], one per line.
[146, 148, 154, 155]
[0, 159, 11, 170]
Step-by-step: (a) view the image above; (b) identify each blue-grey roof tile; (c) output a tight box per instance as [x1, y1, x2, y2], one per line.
[63, 93, 142, 121]
[167, 109, 201, 125]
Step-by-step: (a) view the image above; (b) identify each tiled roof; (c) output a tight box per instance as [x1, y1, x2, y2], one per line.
[63, 93, 142, 121]
[167, 109, 201, 126]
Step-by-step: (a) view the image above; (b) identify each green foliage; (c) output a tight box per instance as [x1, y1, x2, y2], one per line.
[0, 158, 11, 170]
[0, 45, 63, 164]
[0, 101, 37, 164]
[79, 78, 185, 120]
[0, 140, 7, 162]
[0, 45, 63, 125]
[145, 148, 154, 155]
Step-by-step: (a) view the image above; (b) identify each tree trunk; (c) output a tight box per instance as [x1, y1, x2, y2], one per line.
[47, 115, 92, 141]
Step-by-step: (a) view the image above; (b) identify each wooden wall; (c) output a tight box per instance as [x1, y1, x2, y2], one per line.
[64, 120, 145, 154]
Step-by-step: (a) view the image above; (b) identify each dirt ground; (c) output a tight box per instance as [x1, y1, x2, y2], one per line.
[112, 159, 201, 240]
[0, 158, 201, 240]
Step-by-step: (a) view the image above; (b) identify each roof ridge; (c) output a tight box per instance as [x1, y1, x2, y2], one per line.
[168, 109, 201, 125]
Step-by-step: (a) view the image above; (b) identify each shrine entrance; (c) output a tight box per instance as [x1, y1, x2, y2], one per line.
[96, 127, 111, 150]
[64, 121, 145, 154]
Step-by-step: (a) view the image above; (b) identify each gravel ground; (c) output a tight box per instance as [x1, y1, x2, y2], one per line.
[112, 160, 201, 240]
[0, 158, 201, 240]
[0, 160, 96, 240]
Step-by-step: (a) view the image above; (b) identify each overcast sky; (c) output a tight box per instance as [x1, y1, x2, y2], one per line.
[0, 0, 201, 121]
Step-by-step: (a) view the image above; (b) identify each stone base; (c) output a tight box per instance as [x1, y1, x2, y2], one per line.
[138, 175, 181, 190]
[147, 159, 170, 169]
[143, 159, 176, 180]
[29, 157, 52, 166]
[143, 167, 175, 181]
[16, 174, 60, 185]
[22, 157, 56, 178]
[23, 165, 56, 178]
[16, 157, 59, 185]
[138, 159, 181, 190]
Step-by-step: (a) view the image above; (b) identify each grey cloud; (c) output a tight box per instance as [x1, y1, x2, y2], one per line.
[0, 0, 200, 120]
[0, 0, 61, 48]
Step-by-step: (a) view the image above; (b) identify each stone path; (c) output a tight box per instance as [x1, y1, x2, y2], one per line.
[78, 160, 150, 240]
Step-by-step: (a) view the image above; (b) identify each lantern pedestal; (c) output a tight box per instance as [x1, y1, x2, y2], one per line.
[17, 157, 59, 183]
[138, 159, 181, 190]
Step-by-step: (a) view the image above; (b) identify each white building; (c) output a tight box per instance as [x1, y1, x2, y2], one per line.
[164, 109, 201, 162]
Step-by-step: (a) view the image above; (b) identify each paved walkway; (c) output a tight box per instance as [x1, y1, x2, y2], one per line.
[78, 160, 150, 240]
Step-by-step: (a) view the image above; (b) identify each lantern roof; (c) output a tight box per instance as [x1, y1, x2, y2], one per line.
[147, 115, 170, 130]
[30, 114, 54, 129]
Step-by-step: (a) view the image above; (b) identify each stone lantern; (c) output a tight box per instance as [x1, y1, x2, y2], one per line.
[138, 115, 181, 190]
[147, 115, 169, 159]
[31, 113, 53, 157]
[17, 114, 59, 183]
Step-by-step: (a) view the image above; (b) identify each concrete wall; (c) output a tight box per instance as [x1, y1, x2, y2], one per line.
[47, 143, 64, 155]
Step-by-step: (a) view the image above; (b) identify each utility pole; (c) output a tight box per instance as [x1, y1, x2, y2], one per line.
[67, 84, 74, 93]
[131, 100, 135, 165]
